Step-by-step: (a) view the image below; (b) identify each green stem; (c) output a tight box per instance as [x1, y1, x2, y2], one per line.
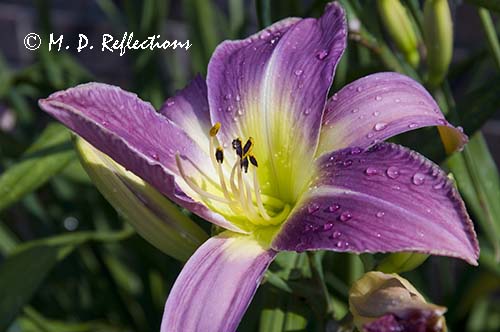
[478, 8, 500, 70]
[307, 252, 333, 319]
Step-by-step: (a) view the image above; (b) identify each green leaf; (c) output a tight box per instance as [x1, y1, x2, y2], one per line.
[0, 123, 75, 212]
[465, 0, 500, 13]
[0, 228, 134, 332]
[447, 132, 500, 259]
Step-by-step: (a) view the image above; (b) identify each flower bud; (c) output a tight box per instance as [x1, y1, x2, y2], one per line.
[74, 136, 208, 261]
[377, 252, 429, 273]
[349, 271, 447, 332]
[424, 0, 453, 87]
[377, 0, 420, 67]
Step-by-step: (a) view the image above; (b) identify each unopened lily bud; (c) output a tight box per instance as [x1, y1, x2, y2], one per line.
[74, 137, 208, 262]
[377, 252, 429, 273]
[424, 0, 453, 87]
[349, 271, 447, 332]
[377, 0, 420, 67]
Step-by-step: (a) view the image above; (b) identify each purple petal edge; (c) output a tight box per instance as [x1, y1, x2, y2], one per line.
[39, 83, 244, 233]
[317, 72, 467, 156]
[273, 142, 479, 265]
[161, 233, 276, 332]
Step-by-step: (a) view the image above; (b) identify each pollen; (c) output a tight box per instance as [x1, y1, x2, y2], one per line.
[209, 122, 221, 137]
[175, 125, 290, 227]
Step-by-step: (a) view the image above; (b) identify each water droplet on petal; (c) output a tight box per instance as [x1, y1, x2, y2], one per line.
[339, 211, 352, 222]
[316, 50, 329, 59]
[304, 108, 311, 115]
[374, 122, 387, 131]
[150, 152, 159, 161]
[372, 111, 380, 117]
[336, 241, 343, 248]
[101, 120, 108, 126]
[166, 99, 175, 106]
[224, 93, 232, 100]
[323, 223, 334, 231]
[386, 166, 400, 179]
[376, 211, 385, 218]
[260, 30, 271, 39]
[394, 98, 401, 103]
[356, 86, 363, 92]
[350, 147, 362, 155]
[365, 167, 378, 176]
[226, 106, 232, 112]
[343, 159, 353, 167]
[366, 132, 374, 139]
[412, 172, 425, 185]
[433, 182, 444, 190]
[294, 69, 303, 76]
[235, 94, 241, 101]
[408, 123, 418, 129]
[332, 93, 338, 101]
[376, 232, 381, 238]
[351, 108, 359, 113]
[437, 119, 446, 125]
[330, 231, 341, 239]
[327, 204, 340, 212]
[308, 203, 320, 214]
[375, 95, 382, 101]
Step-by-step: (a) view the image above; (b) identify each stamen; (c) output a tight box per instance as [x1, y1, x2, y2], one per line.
[252, 164, 272, 220]
[249, 155, 258, 167]
[242, 137, 254, 157]
[215, 147, 224, 164]
[175, 154, 231, 204]
[240, 156, 249, 173]
[209, 122, 221, 136]
[232, 138, 243, 158]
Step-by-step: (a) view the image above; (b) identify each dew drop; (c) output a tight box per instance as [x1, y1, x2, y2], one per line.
[351, 108, 359, 113]
[235, 94, 241, 101]
[376, 211, 385, 218]
[376, 232, 381, 238]
[166, 99, 175, 107]
[323, 223, 334, 231]
[224, 93, 232, 100]
[374, 122, 387, 131]
[226, 106, 232, 112]
[375, 95, 382, 101]
[316, 50, 329, 59]
[343, 159, 353, 167]
[336, 241, 343, 248]
[433, 182, 444, 190]
[260, 30, 271, 39]
[327, 204, 340, 213]
[101, 120, 108, 126]
[365, 167, 378, 176]
[408, 123, 418, 129]
[356, 86, 363, 92]
[386, 166, 400, 179]
[339, 211, 352, 222]
[330, 231, 341, 239]
[412, 172, 425, 185]
[308, 203, 320, 214]
[294, 69, 303, 76]
[437, 119, 447, 125]
[350, 147, 362, 155]
[332, 93, 338, 101]
[304, 108, 311, 115]
[366, 132, 374, 139]
[394, 98, 401, 103]
[150, 152, 159, 161]
[372, 111, 380, 117]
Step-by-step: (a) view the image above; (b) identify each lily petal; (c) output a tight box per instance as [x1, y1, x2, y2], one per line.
[161, 232, 276, 332]
[39, 83, 244, 233]
[207, 2, 346, 202]
[272, 143, 479, 264]
[159, 75, 211, 150]
[316, 72, 467, 156]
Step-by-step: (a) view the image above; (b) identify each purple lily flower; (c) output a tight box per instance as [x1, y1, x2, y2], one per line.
[38, 2, 478, 331]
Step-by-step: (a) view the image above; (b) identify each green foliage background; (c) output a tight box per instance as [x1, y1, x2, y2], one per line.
[0, 0, 500, 331]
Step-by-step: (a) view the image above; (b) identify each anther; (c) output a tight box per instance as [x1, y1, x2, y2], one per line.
[232, 138, 243, 158]
[209, 122, 221, 137]
[241, 157, 249, 173]
[249, 155, 258, 167]
[243, 137, 254, 157]
[215, 147, 224, 164]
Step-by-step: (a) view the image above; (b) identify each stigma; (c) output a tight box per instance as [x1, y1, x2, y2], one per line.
[175, 122, 290, 227]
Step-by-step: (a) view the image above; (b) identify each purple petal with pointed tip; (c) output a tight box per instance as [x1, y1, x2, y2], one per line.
[316, 72, 467, 156]
[207, 2, 346, 200]
[39, 83, 244, 233]
[159, 75, 211, 150]
[273, 143, 479, 264]
[161, 233, 275, 332]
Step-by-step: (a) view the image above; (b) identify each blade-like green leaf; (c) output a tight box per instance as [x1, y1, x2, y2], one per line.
[448, 132, 500, 260]
[0, 227, 134, 331]
[0, 123, 75, 212]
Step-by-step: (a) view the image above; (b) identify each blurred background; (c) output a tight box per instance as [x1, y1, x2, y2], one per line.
[0, 1, 499, 331]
